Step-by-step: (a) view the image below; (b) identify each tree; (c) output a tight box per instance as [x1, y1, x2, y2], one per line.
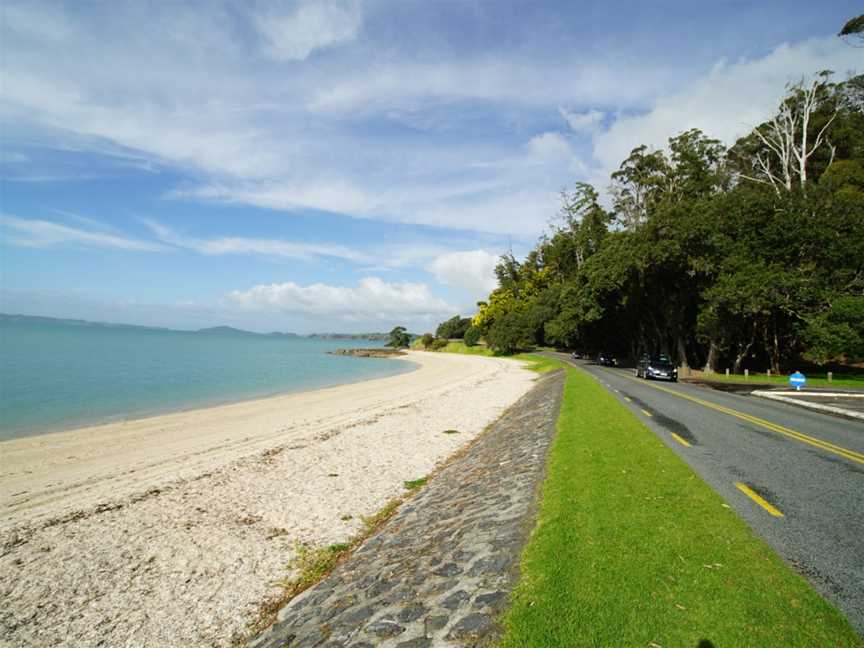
[485, 311, 530, 354]
[435, 315, 471, 339]
[610, 145, 669, 229]
[465, 73, 863, 373]
[735, 73, 839, 193]
[464, 326, 481, 347]
[431, 337, 449, 351]
[419, 333, 435, 349]
[803, 296, 864, 364]
[386, 326, 411, 348]
[839, 14, 864, 46]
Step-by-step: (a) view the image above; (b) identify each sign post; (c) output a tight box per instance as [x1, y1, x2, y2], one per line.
[789, 371, 806, 391]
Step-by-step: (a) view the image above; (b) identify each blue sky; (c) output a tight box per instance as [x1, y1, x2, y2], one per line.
[1, 0, 861, 332]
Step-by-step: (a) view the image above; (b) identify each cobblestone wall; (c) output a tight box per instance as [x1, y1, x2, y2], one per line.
[251, 369, 565, 648]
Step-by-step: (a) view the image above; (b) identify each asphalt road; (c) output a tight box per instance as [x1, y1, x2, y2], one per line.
[549, 353, 864, 635]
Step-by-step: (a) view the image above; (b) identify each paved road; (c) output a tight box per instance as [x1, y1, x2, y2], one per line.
[549, 353, 864, 635]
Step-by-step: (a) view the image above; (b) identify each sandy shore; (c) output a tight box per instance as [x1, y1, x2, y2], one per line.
[0, 351, 536, 648]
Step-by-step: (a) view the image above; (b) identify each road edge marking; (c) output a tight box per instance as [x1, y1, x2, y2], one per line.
[610, 369, 864, 465]
[735, 482, 784, 518]
[640, 409, 653, 418]
[671, 432, 692, 448]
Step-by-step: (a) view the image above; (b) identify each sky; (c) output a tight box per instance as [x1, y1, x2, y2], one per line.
[1, 0, 861, 333]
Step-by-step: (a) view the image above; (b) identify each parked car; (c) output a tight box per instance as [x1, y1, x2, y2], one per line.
[597, 352, 617, 367]
[636, 354, 678, 381]
[571, 351, 582, 359]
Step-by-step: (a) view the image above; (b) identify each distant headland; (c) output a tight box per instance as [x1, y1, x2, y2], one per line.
[0, 313, 389, 341]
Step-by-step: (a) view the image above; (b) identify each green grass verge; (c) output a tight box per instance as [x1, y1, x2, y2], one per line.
[440, 342, 560, 374]
[403, 477, 428, 490]
[442, 340, 496, 355]
[686, 371, 864, 389]
[500, 361, 861, 648]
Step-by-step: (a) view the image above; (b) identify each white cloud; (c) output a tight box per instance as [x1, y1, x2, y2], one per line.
[306, 59, 671, 115]
[254, 0, 362, 61]
[142, 219, 486, 270]
[227, 277, 454, 319]
[0, 151, 29, 163]
[592, 37, 862, 181]
[0, 4, 667, 238]
[174, 181, 376, 217]
[176, 179, 556, 236]
[142, 219, 370, 263]
[1, 3, 77, 42]
[527, 132, 573, 163]
[559, 107, 605, 133]
[3, 6, 857, 243]
[426, 250, 499, 303]
[0, 215, 164, 252]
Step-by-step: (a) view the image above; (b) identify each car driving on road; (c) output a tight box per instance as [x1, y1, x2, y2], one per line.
[597, 352, 617, 367]
[636, 354, 678, 381]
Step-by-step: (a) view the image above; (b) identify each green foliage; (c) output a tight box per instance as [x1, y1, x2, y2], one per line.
[467, 73, 864, 372]
[485, 310, 531, 354]
[419, 332, 435, 349]
[463, 325, 481, 347]
[386, 326, 411, 348]
[803, 296, 864, 364]
[403, 477, 428, 490]
[839, 14, 864, 36]
[435, 315, 472, 339]
[430, 337, 449, 351]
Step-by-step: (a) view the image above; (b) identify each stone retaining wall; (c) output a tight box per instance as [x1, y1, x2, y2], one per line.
[250, 369, 565, 648]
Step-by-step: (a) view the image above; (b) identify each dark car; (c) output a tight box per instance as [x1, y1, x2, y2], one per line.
[636, 354, 678, 381]
[597, 352, 617, 367]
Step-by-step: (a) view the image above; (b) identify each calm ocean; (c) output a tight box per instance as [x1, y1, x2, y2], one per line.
[0, 320, 414, 440]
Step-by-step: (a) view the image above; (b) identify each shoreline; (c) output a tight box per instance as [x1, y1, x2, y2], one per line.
[0, 351, 537, 648]
[0, 354, 418, 443]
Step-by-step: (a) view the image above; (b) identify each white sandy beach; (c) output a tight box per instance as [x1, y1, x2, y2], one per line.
[0, 351, 536, 648]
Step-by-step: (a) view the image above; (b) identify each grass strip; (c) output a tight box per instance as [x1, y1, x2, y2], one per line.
[500, 362, 861, 648]
[246, 496, 406, 637]
[685, 371, 864, 389]
[403, 477, 428, 490]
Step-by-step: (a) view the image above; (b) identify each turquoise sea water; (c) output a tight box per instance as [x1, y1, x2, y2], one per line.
[0, 320, 414, 440]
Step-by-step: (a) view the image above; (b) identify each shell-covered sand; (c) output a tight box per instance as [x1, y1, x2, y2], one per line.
[0, 351, 536, 648]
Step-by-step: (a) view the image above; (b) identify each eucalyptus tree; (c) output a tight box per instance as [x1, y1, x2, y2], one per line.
[731, 73, 840, 192]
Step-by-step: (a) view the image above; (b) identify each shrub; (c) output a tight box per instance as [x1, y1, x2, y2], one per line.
[464, 326, 481, 347]
[386, 326, 411, 348]
[420, 332, 435, 349]
[486, 311, 530, 354]
[431, 338, 449, 351]
[436, 315, 472, 339]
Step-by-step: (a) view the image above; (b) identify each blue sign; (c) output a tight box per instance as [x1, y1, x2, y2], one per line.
[789, 371, 806, 390]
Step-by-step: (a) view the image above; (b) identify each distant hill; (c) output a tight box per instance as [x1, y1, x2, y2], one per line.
[195, 326, 300, 339]
[0, 313, 171, 332]
[0, 314, 382, 340]
[307, 332, 390, 341]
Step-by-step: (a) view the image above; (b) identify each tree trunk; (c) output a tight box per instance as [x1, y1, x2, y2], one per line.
[676, 337, 689, 370]
[703, 340, 719, 373]
[733, 339, 754, 374]
[770, 323, 781, 374]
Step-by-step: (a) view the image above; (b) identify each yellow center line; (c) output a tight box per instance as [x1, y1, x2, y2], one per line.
[735, 482, 784, 517]
[611, 370, 864, 465]
[671, 432, 691, 448]
[640, 409, 653, 418]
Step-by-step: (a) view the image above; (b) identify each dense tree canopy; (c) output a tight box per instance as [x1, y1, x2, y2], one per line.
[435, 315, 472, 339]
[471, 73, 864, 370]
[386, 326, 412, 348]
